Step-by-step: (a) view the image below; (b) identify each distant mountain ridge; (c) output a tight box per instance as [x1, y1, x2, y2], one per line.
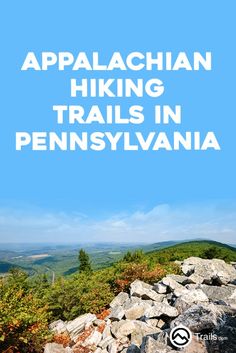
[0, 239, 235, 276]
[146, 240, 236, 263]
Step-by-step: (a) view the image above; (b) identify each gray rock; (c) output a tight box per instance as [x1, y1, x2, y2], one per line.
[110, 292, 129, 308]
[209, 259, 236, 285]
[66, 313, 97, 341]
[181, 257, 236, 285]
[83, 330, 102, 346]
[111, 319, 160, 346]
[230, 262, 236, 269]
[165, 293, 174, 302]
[123, 297, 142, 307]
[147, 331, 170, 347]
[166, 274, 192, 285]
[99, 336, 115, 349]
[185, 283, 199, 290]
[130, 280, 164, 302]
[125, 302, 152, 320]
[209, 307, 236, 353]
[153, 283, 167, 294]
[182, 257, 202, 274]
[144, 302, 179, 318]
[102, 324, 111, 339]
[161, 276, 183, 291]
[141, 299, 154, 306]
[94, 348, 102, 353]
[94, 319, 105, 326]
[140, 336, 174, 353]
[171, 303, 222, 332]
[145, 318, 158, 327]
[111, 320, 136, 339]
[49, 320, 67, 334]
[200, 284, 236, 305]
[109, 305, 125, 321]
[216, 304, 236, 315]
[127, 344, 141, 353]
[174, 289, 209, 313]
[189, 273, 206, 284]
[131, 321, 161, 346]
[44, 343, 72, 353]
[174, 260, 183, 266]
[181, 335, 208, 353]
[173, 286, 190, 297]
[157, 319, 166, 329]
[121, 336, 129, 343]
[108, 341, 119, 353]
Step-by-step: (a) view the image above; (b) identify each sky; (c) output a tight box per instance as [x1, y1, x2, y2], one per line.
[0, 1, 235, 244]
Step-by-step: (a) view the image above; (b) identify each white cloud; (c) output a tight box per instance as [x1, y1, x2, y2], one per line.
[0, 202, 236, 244]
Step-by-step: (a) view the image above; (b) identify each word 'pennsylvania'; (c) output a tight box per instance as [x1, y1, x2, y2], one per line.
[16, 131, 220, 151]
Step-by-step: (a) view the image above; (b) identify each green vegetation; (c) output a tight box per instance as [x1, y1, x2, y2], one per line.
[37, 246, 180, 322]
[0, 261, 28, 276]
[0, 247, 179, 352]
[0, 240, 235, 352]
[123, 249, 145, 262]
[0, 269, 51, 353]
[147, 240, 236, 263]
[0, 243, 147, 277]
[78, 249, 92, 273]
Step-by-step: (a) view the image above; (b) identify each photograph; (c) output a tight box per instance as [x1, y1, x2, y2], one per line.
[0, 1, 235, 352]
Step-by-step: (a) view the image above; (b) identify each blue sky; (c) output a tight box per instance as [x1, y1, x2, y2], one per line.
[0, 202, 235, 244]
[0, 1, 235, 243]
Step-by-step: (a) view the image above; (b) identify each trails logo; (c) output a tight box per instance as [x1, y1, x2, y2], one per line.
[170, 325, 192, 348]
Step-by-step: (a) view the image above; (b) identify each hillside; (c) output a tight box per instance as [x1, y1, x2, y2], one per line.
[0, 243, 147, 276]
[0, 240, 235, 277]
[1, 247, 236, 353]
[147, 240, 236, 263]
[45, 256, 236, 353]
[0, 260, 31, 276]
[0, 241, 185, 276]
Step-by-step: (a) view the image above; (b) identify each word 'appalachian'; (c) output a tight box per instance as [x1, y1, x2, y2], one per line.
[21, 51, 212, 71]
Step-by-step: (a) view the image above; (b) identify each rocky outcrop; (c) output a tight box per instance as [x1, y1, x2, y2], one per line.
[181, 257, 236, 285]
[50, 313, 97, 342]
[171, 303, 221, 332]
[45, 257, 236, 353]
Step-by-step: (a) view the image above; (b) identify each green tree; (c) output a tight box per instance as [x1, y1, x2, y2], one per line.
[78, 249, 92, 273]
[123, 249, 145, 263]
[132, 250, 145, 262]
[123, 251, 132, 262]
[202, 246, 221, 259]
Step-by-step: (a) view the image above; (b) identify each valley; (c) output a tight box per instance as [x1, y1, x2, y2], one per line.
[0, 239, 235, 278]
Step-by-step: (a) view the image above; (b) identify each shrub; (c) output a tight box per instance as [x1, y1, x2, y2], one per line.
[114, 262, 167, 292]
[0, 269, 51, 353]
[45, 271, 114, 320]
[0, 248, 183, 352]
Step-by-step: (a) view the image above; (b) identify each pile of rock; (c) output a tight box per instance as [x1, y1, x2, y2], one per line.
[45, 257, 236, 353]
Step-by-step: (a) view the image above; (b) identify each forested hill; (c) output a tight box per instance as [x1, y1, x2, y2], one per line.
[0, 239, 235, 277]
[146, 240, 236, 263]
